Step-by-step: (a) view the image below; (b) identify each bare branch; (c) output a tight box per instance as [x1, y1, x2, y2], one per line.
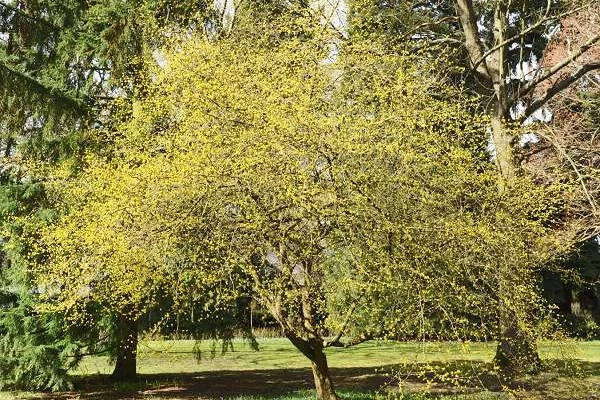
[522, 60, 600, 119]
[549, 131, 599, 216]
[326, 333, 373, 348]
[469, 1, 594, 74]
[517, 33, 600, 101]
[519, 144, 552, 162]
[455, 0, 492, 82]
[427, 37, 463, 45]
[397, 15, 460, 42]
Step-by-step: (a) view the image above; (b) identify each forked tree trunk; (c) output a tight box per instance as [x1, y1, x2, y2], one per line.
[285, 332, 340, 400]
[111, 316, 138, 381]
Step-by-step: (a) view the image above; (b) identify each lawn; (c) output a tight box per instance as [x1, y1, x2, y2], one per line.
[2, 339, 600, 399]
[76, 339, 499, 375]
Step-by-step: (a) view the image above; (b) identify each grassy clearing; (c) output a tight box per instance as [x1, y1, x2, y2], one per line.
[74, 338, 600, 375]
[2, 339, 600, 399]
[75, 339, 501, 375]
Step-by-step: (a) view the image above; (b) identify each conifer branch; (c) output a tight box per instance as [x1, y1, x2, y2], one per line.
[0, 61, 89, 113]
[0, 1, 62, 31]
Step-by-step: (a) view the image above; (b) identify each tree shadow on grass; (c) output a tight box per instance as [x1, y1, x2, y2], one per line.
[35, 366, 392, 400]
[31, 360, 600, 400]
[393, 359, 600, 399]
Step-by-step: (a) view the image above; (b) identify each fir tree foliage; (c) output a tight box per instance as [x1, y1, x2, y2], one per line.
[0, 174, 113, 391]
[0, 0, 222, 155]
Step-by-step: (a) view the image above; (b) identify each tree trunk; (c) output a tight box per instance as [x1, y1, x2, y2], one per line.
[285, 332, 339, 400]
[494, 323, 541, 376]
[456, 0, 542, 377]
[310, 345, 339, 400]
[111, 316, 138, 381]
[490, 115, 542, 376]
[490, 116, 516, 183]
[454, 0, 600, 378]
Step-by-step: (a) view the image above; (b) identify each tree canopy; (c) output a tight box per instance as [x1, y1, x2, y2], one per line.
[0, 0, 598, 396]
[28, 17, 576, 397]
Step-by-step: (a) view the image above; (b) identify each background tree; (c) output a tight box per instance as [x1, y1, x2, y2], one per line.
[450, 0, 600, 374]
[0, 0, 239, 387]
[531, 9, 600, 340]
[0, 178, 115, 391]
[336, 0, 594, 374]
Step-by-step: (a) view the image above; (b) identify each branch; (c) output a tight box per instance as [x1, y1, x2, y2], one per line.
[522, 61, 600, 119]
[540, 128, 599, 217]
[517, 33, 600, 101]
[283, 329, 315, 359]
[0, 0, 62, 31]
[455, 0, 492, 82]
[519, 144, 552, 162]
[576, 224, 600, 242]
[398, 16, 459, 42]
[323, 287, 366, 348]
[326, 333, 373, 348]
[318, 0, 346, 38]
[409, 35, 463, 53]
[470, 0, 589, 74]
[225, 0, 244, 36]
[427, 37, 463, 46]
[0, 61, 90, 112]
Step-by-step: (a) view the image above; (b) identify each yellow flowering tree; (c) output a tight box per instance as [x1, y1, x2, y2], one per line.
[34, 17, 565, 399]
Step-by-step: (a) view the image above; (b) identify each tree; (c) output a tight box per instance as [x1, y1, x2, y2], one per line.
[0, 0, 249, 386]
[450, 0, 600, 374]
[0, 173, 122, 390]
[34, 12, 567, 398]
[533, 12, 600, 340]
[339, 0, 591, 374]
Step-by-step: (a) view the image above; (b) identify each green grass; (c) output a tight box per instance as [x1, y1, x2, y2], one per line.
[3, 339, 600, 399]
[75, 339, 501, 375]
[74, 338, 600, 375]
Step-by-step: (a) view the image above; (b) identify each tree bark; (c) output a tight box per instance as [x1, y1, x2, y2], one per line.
[490, 116, 516, 183]
[285, 332, 339, 400]
[310, 344, 339, 400]
[490, 107, 541, 377]
[111, 316, 138, 381]
[494, 323, 541, 376]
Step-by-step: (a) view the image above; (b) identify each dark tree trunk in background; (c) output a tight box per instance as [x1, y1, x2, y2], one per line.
[455, 0, 546, 376]
[111, 316, 138, 381]
[494, 323, 542, 376]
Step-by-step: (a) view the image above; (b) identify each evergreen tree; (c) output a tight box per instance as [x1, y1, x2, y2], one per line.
[0, 0, 221, 389]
